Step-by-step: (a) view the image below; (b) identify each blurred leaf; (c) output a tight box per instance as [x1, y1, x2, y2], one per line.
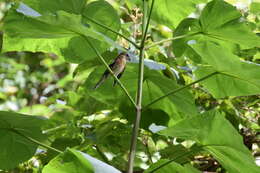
[46, 137, 81, 162]
[0, 111, 46, 169]
[159, 111, 260, 173]
[19, 104, 52, 116]
[250, 2, 260, 14]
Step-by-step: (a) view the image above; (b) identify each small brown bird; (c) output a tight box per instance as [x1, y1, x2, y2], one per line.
[94, 52, 130, 89]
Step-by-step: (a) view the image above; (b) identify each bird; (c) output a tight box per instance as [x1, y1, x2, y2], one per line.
[94, 52, 130, 89]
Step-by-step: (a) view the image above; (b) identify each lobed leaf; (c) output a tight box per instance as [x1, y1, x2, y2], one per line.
[159, 111, 260, 173]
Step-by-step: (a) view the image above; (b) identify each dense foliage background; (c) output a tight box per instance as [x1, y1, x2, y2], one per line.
[0, 0, 259, 172]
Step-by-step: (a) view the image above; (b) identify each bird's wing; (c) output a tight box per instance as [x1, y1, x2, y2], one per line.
[113, 67, 125, 86]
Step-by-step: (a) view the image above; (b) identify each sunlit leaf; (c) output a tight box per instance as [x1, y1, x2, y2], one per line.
[191, 41, 260, 98]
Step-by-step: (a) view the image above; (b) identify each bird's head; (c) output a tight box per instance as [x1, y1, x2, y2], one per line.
[119, 52, 131, 61]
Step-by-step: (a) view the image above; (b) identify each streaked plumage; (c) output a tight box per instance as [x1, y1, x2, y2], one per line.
[94, 53, 130, 89]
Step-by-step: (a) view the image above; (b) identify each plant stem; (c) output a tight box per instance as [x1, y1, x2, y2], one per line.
[83, 15, 140, 49]
[85, 37, 137, 109]
[42, 124, 67, 134]
[127, 0, 155, 172]
[11, 129, 62, 154]
[145, 32, 199, 49]
[144, 71, 219, 110]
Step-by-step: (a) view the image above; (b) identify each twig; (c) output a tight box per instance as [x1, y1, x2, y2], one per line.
[11, 128, 62, 154]
[42, 124, 67, 134]
[144, 32, 200, 50]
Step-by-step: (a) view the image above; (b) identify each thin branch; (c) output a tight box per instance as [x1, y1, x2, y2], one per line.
[84, 37, 137, 109]
[144, 71, 219, 110]
[140, 0, 154, 48]
[11, 129, 62, 154]
[127, 0, 155, 173]
[83, 15, 140, 49]
[145, 32, 200, 50]
[42, 124, 67, 134]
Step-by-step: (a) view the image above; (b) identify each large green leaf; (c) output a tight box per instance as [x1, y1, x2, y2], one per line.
[144, 159, 200, 173]
[0, 111, 46, 169]
[23, 0, 86, 14]
[191, 41, 260, 98]
[151, 0, 206, 28]
[2, 1, 121, 63]
[84, 64, 197, 127]
[172, 0, 260, 57]
[42, 148, 94, 173]
[159, 111, 260, 173]
[43, 148, 122, 173]
[82, 0, 121, 40]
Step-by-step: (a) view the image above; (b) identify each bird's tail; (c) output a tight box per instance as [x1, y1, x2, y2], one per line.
[93, 72, 109, 89]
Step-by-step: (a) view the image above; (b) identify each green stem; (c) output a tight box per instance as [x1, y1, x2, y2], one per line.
[145, 32, 200, 50]
[85, 37, 137, 109]
[11, 129, 62, 154]
[127, 1, 155, 173]
[144, 71, 219, 110]
[42, 124, 67, 134]
[83, 15, 140, 49]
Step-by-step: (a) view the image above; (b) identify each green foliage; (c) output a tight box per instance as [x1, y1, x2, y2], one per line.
[0, 0, 259, 172]
[42, 148, 94, 173]
[159, 111, 260, 173]
[192, 41, 260, 98]
[151, 0, 207, 28]
[2, 0, 121, 63]
[144, 159, 200, 173]
[0, 111, 46, 169]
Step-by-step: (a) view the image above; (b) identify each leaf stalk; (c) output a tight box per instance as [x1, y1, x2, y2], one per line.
[144, 71, 219, 110]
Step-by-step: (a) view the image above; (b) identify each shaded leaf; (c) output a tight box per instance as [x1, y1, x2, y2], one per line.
[159, 111, 260, 173]
[144, 159, 200, 173]
[0, 111, 46, 169]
